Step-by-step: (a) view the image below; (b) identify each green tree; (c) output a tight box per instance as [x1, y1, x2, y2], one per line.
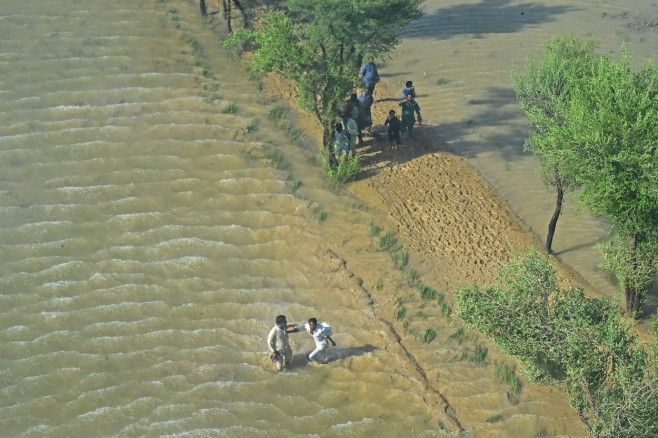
[242, 0, 422, 146]
[512, 36, 599, 254]
[284, 0, 423, 69]
[456, 251, 658, 437]
[560, 48, 658, 315]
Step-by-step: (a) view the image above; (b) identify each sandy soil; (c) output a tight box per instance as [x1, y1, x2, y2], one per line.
[350, 86, 593, 293]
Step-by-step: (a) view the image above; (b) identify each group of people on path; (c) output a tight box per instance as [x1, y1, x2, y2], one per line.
[332, 58, 423, 158]
[267, 315, 336, 371]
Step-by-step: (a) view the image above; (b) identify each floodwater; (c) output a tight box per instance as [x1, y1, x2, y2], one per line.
[0, 0, 654, 437]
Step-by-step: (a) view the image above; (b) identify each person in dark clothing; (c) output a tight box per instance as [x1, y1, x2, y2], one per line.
[385, 109, 401, 148]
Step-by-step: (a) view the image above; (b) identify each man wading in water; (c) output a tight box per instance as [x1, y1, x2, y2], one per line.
[267, 315, 299, 371]
[293, 318, 336, 364]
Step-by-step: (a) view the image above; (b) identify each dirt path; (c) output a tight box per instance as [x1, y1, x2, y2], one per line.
[351, 84, 592, 294]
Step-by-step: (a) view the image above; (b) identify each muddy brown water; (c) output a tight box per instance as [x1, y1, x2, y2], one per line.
[0, 0, 655, 437]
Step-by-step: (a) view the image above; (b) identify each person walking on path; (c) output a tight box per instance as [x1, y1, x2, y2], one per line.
[343, 113, 359, 158]
[359, 57, 380, 93]
[294, 318, 336, 363]
[267, 315, 299, 371]
[399, 93, 422, 139]
[357, 89, 374, 133]
[385, 109, 402, 149]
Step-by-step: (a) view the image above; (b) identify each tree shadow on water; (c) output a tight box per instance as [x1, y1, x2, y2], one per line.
[402, 0, 579, 40]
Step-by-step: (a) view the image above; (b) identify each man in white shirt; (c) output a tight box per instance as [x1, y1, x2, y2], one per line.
[267, 315, 299, 371]
[294, 317, 336, 363]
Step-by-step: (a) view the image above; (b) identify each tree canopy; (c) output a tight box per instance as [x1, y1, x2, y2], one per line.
[514, 37, 658, 314]
[229, 0, 423, 142]
[512, 36, 599, 253]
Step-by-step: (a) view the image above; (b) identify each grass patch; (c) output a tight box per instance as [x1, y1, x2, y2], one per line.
[391, 245, 408, 270]
[245, 119, 258, 132]
[289, 127, 304, 140]
[419, 284, 437, 301]
[449, 328, 464, 341]
[469, 344, 488, 365]
[290, 179, 301, 194]
[378, 232, 396, 250]
[396, 306, 407, 320]
[407, 268, 418, 282]
[317, 209, 327, 221]
[263, 146, 291, 173]
[268, 105, 290, 123]
[369, 225, 382, 237]
[424, 328, 437, 343]
[436, 77, 449, 85]
[495, 363, 522, 394]
[485, 414, 504, 424]
[325, 155, 361, 185]
[440, 302, 452, 317]
[220, 102, 238, 114]
[202, 83, 221, 103]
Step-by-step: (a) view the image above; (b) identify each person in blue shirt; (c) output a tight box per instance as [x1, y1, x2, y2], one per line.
[402, 80, 417, 100]
[359, 57, 380, 93]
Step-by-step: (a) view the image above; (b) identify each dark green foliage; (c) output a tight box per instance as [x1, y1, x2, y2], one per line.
[419, 284, 437, 301]
[456, 251, 658, 437]
[323, 153, 361, 185]
[424, 328, 436, 344]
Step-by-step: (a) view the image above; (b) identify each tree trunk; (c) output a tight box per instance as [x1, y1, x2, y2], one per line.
[546, 184, 564, 254]
[232, 0, 248, 28]
[222, 0, 232, 33]
[199, 0, 207, 16]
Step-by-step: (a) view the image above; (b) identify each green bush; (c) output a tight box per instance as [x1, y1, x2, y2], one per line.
[326, 155, 361, 185]
[456, 251, 658, 437]
[424, 328, 437, 343]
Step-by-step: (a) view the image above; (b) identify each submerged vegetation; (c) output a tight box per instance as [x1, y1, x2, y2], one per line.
[457, 251, 658, 437]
